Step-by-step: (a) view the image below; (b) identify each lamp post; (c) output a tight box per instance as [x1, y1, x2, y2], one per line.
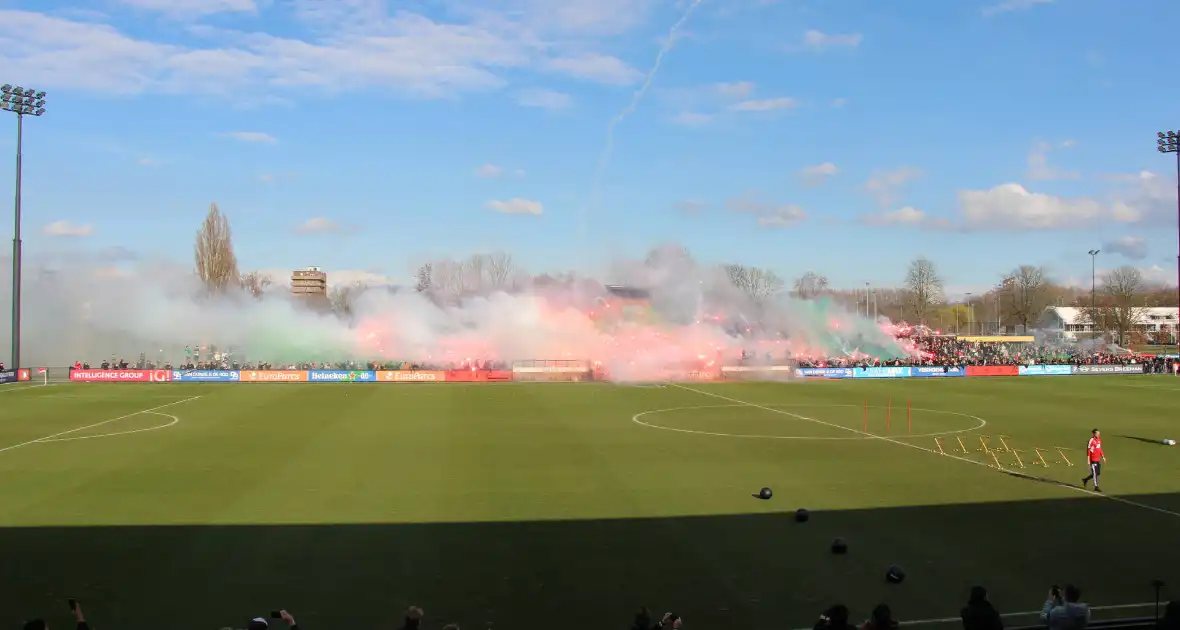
[1088, 249, 1099, 337]
[965, 292, 973, 336]
[1158, 131, 1179, 353]
[1, 84, 47, 371]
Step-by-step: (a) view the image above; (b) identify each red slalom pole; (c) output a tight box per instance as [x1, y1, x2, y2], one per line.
[907, 400, 912, 435]
[886, 397, 892, 433]
[863, 399, 868, 433]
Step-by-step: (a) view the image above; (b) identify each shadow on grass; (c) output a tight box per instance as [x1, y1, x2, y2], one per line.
[1115, 435, 1170, 446]
[1, 494, 1177, 630]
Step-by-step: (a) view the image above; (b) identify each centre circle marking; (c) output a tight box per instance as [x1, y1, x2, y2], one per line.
[39, 411, 182, 443]
[631, 403, 987, 441]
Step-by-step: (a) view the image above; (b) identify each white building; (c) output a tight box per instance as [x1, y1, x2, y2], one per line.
[1038, 306, 1178, 342]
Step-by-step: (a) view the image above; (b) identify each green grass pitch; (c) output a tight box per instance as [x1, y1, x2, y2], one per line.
[1, 377, 1178, 630]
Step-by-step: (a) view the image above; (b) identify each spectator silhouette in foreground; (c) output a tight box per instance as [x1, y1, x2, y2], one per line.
[1160, 601, 1179, 630]
[962, 586, 1003, 630]
[249, 609, 298, 630]
[402, 606, 424, 630]
[863, 604, 899, 630]
[24, 599, 91, 630]
[631, 607, 654, 630]
[816, 604, 857, 630]
[1040, 585, 1090, 630]
[659, 612, 682, 629]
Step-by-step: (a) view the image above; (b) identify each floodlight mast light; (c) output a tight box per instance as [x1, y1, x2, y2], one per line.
[1158, 130, 1180, 357]
[1, 84, 47, 372]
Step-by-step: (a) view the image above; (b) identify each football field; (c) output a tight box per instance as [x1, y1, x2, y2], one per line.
[1, 377, 1178, 630]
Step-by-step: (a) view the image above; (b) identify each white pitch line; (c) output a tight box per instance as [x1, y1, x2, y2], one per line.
[790, 602, 1160, 630]
[0, 383, 52, 394]
[39, 411, 181, 443]
[668, 384, 1180, 520]
[0, 395, 203, 455]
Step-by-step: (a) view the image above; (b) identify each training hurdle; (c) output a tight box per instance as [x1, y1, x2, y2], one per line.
[1010, 449, 1027, 469]
[934, 437, 968, 455]
[1055, 447, 1075, 467]
[995, 435, 1013, 453]
[976, 435, 992, 453]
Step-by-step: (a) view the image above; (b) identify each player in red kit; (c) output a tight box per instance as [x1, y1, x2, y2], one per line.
[1081, 428, 1105, 492]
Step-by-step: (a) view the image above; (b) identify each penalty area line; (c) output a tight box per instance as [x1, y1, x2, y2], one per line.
[667, 384, 1180, 520]
[0, 395, 204, 455]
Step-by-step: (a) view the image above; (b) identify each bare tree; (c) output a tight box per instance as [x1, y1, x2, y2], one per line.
[194, 202, 240, 294]
[462, 254, 487, 293]
[240, 271, 272, 299]
[793, 271, 829, 300]
[904, 257, 943, 324]
[432, 260, 466, 304]
[724, 264, 784, 301]
[1002, 265, 1050, 330]
[329, 282, 367, 318]
[486, 252, 516, 291]
[414, 264, 432, 292]
[1102, 266, 1147, 344]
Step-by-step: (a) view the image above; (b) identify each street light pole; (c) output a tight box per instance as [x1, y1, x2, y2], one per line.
[1088, 249, 1100, 337]
[1158, 131, 1179, 353]
[966, 292, 973, 336]
[1, 84, 47, 371]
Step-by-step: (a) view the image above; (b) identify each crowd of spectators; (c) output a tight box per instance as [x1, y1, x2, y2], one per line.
[24, 593, 1180, 630]
[66, 358, 511, 372]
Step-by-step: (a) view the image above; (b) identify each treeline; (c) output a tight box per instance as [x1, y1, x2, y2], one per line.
[189, 205, 1176, 334]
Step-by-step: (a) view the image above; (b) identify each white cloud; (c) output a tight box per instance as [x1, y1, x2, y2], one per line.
[475, 163, 503, 178]
[488, 198, 543, 215]
[830, 97, 847, 108]
[711, 81, 755, 99]
[863, 206, 928, 226]
[0, 5, 644, 100]
[1103, 236, 1148, 261]
[671, 112, 711, 126]
[219, 131, 276, 143]
[116, 0, 256, 17]
[726, 196, 806, 227]
[137, 156, 160, 166]
[545, 53, 642, 85]
[1026, 140, 1077, 181]
[729, 97, 797, 112]
[516, 88, 571, 109]
[800, 30, 862, 49]
[43, 220, 94, 237]
[799, 162, 837, 185]
[864, 166, 921, 208]
[957, 183, 1138, 230]
[982, 0, 1054, 17]
[295, 217, 340, 233]
[675, 199, 707, 214]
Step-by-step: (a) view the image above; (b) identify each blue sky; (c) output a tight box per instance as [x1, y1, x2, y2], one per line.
[0, 0, 1178, 297]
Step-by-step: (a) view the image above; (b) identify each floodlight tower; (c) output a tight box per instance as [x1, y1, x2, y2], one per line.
[1, 84, 47, 371]
[1159, 131, 1180, 354]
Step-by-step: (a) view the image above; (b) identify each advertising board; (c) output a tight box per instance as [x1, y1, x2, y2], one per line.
[239, 370, 308, 382]
[512, 371, 587, 382]
[0, 370, 15, 384]
[376, 370, 445, 382]
[1018, 365, 1074, 376]
[965, 365, 1019, 377]
[795, 367, 854, 379]
[853, 366, 911, 379]
[444, 370, 514, 382]
[69, 369, 172, 382]
[309, 370, 377, 382]
[910, 366, 965, 377]
[1074, 364, 1142, 375]
[172, 370, 240, 382]
[17, 369, 31, 381]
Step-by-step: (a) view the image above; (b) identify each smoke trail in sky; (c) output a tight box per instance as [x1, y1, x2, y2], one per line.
[581, 0, 704, 245]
